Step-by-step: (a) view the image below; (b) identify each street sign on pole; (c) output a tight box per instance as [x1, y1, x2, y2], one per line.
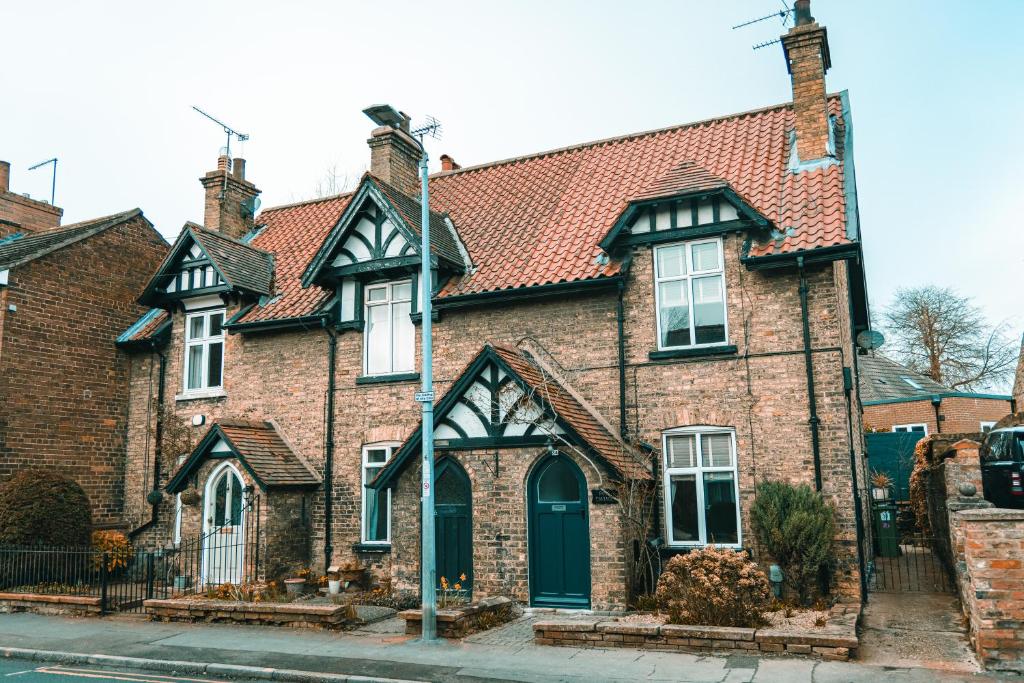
[414, 391, 435, 403]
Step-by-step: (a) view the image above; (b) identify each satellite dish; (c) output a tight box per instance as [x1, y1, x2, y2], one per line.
[856, 330, 885, 351]
[240, 196, 261, 217]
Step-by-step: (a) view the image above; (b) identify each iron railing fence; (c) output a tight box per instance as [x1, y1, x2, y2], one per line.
[0, 495, 264, 612]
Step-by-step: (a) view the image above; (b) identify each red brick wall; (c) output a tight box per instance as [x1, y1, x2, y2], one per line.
[0, 215, 167, 525]
[0, 190, 62, 233]
[125, 232, 866, 605]
[864, 396, 1011, 435]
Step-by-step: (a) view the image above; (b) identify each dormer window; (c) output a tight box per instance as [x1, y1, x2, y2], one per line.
[183, 309, 225, 394]
[364, 281, 413, 376]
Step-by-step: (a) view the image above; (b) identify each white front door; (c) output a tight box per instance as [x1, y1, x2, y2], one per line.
[202, 463, 246, 586]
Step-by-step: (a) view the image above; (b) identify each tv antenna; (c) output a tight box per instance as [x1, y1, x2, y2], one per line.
[411, 115, 443, 145]
[192, 106, 249, 160]
[28, 158, 57, 205]
[732, 1, 794, 51]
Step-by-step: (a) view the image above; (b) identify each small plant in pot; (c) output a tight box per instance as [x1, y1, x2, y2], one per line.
[284, 567, 312, 597]
[340, 559, 365, 590]
[179, 488, 201, 507]
[326, 567, 342, 595]
[870, 470, 893, 501]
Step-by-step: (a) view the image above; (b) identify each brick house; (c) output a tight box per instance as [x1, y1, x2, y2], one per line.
[0, 161, 167, 526]
[122, 1, 873, 607]
[860, 354, 1012, 436]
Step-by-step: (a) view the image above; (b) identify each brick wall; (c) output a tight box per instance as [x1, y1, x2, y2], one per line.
[0, 215, 166, 525]
[0, 190, 62, 233]
[864, 396, 1011, 435]
[126, 232, 866, 605]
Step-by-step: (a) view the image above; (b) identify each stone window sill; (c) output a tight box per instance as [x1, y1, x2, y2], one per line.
[648, 344, 737, 361]
[175, 388, 227, 402]
[352, 543, 391, 554]
[356, 373, 420, 386]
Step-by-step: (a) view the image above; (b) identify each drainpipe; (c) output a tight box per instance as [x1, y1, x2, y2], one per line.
[129, 345, 167, 539]
[843, 264, 868, 603]
[798, 257, 823, 491]
[616, 280, 628, 439]
[323, 323, 337, 573]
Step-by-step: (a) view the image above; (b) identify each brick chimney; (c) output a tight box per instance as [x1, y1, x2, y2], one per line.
[0, 159, 63, 235]
[367, 112, 421, 197]
[440, 154, 461, 172]
[199, 155, 261, 240]
[781, 0, 832, 162]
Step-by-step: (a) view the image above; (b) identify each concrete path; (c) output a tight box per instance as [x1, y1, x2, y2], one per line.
[0, 612, 1005, 683]
[858, 592, 980, 673]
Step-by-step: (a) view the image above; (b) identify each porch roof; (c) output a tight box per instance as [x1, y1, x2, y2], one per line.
[166, 419, 321, 493]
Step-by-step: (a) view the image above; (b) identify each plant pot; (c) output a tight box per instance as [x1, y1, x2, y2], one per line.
[328, 579, 342, 595]
[146, 489, 164, 505]
[284, 578, 307, 597]
[180, 488, 201, 507]
[871, 486, 890, 501]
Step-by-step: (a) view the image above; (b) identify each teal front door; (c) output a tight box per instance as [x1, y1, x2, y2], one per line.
[435, 458, 472, 595]
[528, 455, 591, 607]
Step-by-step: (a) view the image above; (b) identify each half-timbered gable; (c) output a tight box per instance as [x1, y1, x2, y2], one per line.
[139, 223, 274, 307]
[301, 174, 467, 329]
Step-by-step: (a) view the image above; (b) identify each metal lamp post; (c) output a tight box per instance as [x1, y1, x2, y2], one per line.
[362, 105, 441, 641]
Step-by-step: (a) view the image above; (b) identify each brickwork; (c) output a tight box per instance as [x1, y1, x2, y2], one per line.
[0, 166, 63, 233]
[864, 396, 1011, 435]
[199, 156, 260, 240]
[781, 18, 831, 161]
[0, 215, 166, 525]
[367, 127, 421, 198]
[126, 227, 866, 607]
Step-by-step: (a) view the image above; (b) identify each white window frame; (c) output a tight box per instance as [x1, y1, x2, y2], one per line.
[182, 308, 225, 395]
[653, 238, 729, 351]
[661, 426, 742, 548]
[361, 444, 396, 544]
[893, 423, 928, 435]
[363, 280, 413, 376]
[981, 421, 997, 433]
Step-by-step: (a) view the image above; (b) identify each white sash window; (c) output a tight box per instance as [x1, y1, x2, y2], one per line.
[362, 444, 395, 544]
[654, 238, 728, 350]
[183, 309, 225, 393]
[662, 427, 741, 547]
[364, 281, 413, 376]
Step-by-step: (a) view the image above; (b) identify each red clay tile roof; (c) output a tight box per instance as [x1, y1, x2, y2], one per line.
[226, 95, 853, 324]
[167, 419, 321, 491]
[490, 344, 650, 480]
[630, 161, 730, 203]
[239, 194, 352, 323]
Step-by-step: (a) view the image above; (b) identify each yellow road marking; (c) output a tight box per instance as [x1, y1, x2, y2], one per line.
[36, 667, 227, 683]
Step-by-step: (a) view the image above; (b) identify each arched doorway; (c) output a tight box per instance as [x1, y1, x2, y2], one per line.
[528, 454, 591, 607]
[435, 458, 472, 595]
[202, 462, 246, 586]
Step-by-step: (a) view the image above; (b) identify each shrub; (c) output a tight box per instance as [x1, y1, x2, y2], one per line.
[91, 530, 134, 573]
[0, 470, 92, 547]
[654, 547, 772, 627]
[749, 481, 835, 605]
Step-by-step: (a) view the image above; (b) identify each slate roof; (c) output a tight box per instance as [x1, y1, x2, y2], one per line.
[0, 208, 145, 270]
[858, 354, 950, 403]
[116, 308, 170, 346]
[159, 93, 857, 326]
[191, 225, 275, 296]
[166, 419, 321, 492]
[373, 176, 465, 267]
[490, 345, 650, 480]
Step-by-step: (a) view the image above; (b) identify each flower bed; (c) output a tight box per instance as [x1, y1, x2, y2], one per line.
[400, 596, 515, 638]
[144, 597, 357, 629]
[532, 604, 859, 661]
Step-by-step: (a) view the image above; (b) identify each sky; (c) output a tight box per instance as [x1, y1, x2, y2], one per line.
[2, 1, 1023, 344]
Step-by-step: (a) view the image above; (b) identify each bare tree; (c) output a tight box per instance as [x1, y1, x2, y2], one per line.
[881, 285, 1017, 391]
[311, 164, 360, 199]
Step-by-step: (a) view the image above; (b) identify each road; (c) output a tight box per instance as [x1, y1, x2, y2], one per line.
[0, 659, 240, 683]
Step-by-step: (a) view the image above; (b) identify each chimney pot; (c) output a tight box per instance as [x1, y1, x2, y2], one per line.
[367, 115, 422, 197]
[200, 155, 260, 239]
[440, 154, 461, 172]
[0, 161, 9, 193]
[232, 158, 246, 181]
[217, 155, 230, 172]
[794, 0, 813, 26]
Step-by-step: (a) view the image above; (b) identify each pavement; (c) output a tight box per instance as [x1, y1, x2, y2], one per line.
[0, 611, 1013, 683]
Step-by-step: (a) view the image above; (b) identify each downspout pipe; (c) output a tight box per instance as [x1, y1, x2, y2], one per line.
[323, 322, 337, 573]
[843, 262, 868, 604]
[129, 345, 167, 539]
[798, 257, 823, 491]
[616, 280, 628, 439]
[931, 395, 942, 433]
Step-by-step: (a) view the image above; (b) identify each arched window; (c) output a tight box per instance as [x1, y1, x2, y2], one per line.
[536, 457, 582, 503]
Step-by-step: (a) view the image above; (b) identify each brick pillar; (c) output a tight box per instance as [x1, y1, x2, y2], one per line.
[0, 161, 9, 193]
[199, 156, 261, 240]
[367, 119, 421, 197]
[781, 0, 832, 162]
